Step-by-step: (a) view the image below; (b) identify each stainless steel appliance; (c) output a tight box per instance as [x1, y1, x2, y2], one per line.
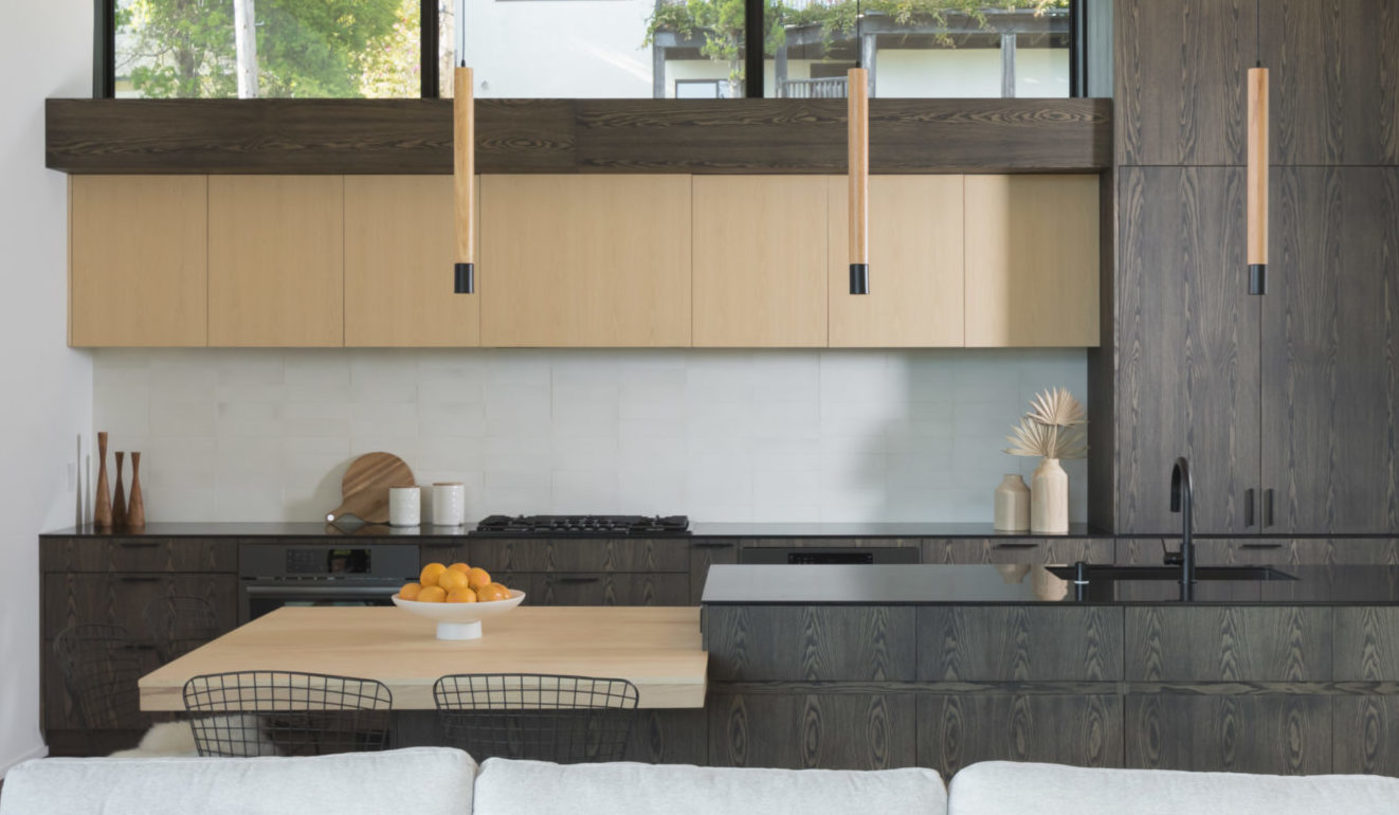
[470, 514, 690, 537]
[238, 543, 420, 623]
[740, 546, 919, 565]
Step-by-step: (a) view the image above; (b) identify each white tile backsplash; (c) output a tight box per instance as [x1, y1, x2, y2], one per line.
[91, 348, 1090, 523]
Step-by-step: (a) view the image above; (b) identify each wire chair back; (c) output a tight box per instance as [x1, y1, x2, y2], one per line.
[182, 671, 393, 757]
[433, 673, 639, 763]
[52, 623, 146, 730]
[144, 595, 221, 662]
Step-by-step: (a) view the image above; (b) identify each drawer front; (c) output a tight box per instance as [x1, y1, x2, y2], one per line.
[689, 539, 739, 603]
[706, 606, 917, 682]
[924, 538, 1113, 565]
[43, 573, 238, 640]
[917, 607, 1124, 681]
[1123, 606, 1332, 682]
[41, 537, 236, 573]
[1115, 538, 1399, 566]
[530, 572, 691, 607]
[418, 543, 470, 570]
[42, 638, 161, 732]
[470, 538, 691, 573]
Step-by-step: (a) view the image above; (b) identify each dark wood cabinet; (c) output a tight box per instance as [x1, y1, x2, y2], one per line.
[532, 572, 689, 606]
[922, 538, 1113, 565]
[918, 694, 1123, 776]
[1125, 694, 1332, 774]
[688, 539, 738, 603]
[707, 693, 918, 770]
[1115, 167, 1258, 534]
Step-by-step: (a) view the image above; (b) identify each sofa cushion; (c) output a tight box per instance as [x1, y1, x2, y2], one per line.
[473, 758, 946, 815]
[948, 761, 1399, 815]
[0, 747, 475, 815]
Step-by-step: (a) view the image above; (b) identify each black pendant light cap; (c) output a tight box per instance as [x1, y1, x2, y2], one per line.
[849, 263, 870, 295]
[454, 262, 475, 294]
[1248, 263, 1266, 296]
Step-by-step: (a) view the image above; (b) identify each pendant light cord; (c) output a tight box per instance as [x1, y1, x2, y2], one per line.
[855, 0, 862, 69]
[1255, 0, 1261, 68]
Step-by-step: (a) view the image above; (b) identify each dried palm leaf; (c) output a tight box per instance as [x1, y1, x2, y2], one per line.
[1005, 416, 1088, 460]
[1026, 387, 1086, 428]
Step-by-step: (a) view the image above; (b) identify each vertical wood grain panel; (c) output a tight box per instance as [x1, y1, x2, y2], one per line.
[1124, 607, 1330, 682]
[918, 694, 1122, 776]
[826, 175, 964, 347]
[624, 708, 710, 765]
[480, 175, 692, 347]
[1116, 167, 1259, 533]
[964, 174, 1100, 347]
[208, 175, 344, 347]
[689, 540, 739, 604]
[708, 693, 916, 770]
[917, 607, 1123, 682]
[705, 606, 917, 682]
[922, 538, 1114, 565]
[344, 176, 479, 347]
[70, 175, 208, 347]
[1125, 695, 1331, 775]
[692, 176, 828, 347]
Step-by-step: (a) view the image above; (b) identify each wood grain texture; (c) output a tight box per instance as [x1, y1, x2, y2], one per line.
[1114, 0, 1248, 166]
[708, 693, 917, 769]
[327, 452, 415, 525]
[1261, 0, 1399, 166]
[847, 68, 869, 267]
[1262, 168, 1399, 534]
[923, 537, 1114, 565]
[47, 99, 1111, 175]
[39, 537, 236, 573]
[207, 175, 344, 346]
[533, 572, 691, 607]
[1115, 167, 1259, 534]
[689, 539, 739, 604]
[479, 174, 692, 347]
[1086, 171, 1117, 531]
[624, 708, 711, 765]
[1124, 607, 1331, 682]
[917, 607, 1123, 682]
[1333, 607, 1399, 681]
[692, 176, 828, 347]
[1246, 69, 1269, 265]
[69, 175, 208, 347]
[1124, 694, 1331, 774]
[826, 175, 963, 348]
[918, 694, 1122, 775]
[964, 174, 1101, 347]
[453, 67, 475, 266]
[344, 175, 479, 347]
[1334, 697, 1399, 775]
[704, 606, 917, 682]
[469, 538, 691, 574]
[42, 572, 238, 640]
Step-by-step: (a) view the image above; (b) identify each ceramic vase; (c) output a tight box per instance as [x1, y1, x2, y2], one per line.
[1031, 457, 1069, 534]
[994, 474, 1031, 532]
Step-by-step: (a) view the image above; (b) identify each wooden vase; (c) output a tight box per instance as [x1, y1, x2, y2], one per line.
[94, 431, 112, 531]
[1030, 457, 1069, 534]
[994, 474, 1031, 532]
[127, 452, 146, 532]
[112, 451, 128, 531]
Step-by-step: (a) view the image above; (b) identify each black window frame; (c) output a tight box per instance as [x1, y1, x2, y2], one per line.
[94, 0, 1087, 100]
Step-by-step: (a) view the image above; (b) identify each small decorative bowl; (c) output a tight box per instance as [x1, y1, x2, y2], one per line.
[391, 590, 526, 640]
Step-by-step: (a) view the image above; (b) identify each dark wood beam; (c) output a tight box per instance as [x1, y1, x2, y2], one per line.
[47, 97, 1111, 175]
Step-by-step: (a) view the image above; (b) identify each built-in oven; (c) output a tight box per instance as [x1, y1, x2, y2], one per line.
[739, 546, 920, 565]
[238, 543, 421, 623]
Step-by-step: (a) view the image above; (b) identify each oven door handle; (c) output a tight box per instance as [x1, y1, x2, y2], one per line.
[242, 585, 403, 598]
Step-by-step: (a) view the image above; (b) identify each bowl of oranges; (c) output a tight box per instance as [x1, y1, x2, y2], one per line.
[392, 562, 525, 640]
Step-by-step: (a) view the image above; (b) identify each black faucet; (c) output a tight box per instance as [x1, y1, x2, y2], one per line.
[1169, 457, 1195, 601]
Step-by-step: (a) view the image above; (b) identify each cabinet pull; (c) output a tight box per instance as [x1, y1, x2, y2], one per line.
[1244, 489, 1256, 527]
[691, 541, 736, 549]
[1264, 489, 1275, 527]
[549, 576, 602, 585]
[993, 542, 1040, 550]
[118, 575, 163, 583]
[1240, 542, 1283, 550]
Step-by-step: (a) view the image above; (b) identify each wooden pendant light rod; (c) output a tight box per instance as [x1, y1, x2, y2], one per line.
[1246, 66, 1268, 294]
[453, 65, 475, 294]
[847, 66, 869, 295]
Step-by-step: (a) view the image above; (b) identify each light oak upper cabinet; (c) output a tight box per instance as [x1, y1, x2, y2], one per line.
[827, 175, 964, 347]
[70, 175, 208, 347]
[480, 175, 692, 347]
[345, 176, 478, 347]
[693, 176, 828, 347]
[208, 176, 344, 347]
[964, 174, 1100, 347]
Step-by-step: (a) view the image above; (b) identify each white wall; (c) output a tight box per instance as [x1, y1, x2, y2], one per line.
[0, 0, 93, 776]
[92, 348, 1088, 524]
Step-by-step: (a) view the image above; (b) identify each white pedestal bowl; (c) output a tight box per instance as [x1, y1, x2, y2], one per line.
[391, 591, 526, 640]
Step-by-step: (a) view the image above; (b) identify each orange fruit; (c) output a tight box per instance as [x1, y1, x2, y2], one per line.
[478, 584, 511, 602]
[437, 568, 469, 593]
[448, 562, 471, 574]
[419, 562, 447, 588]
[446, 587, 478, 603]
[398, 582, 422, 600]
[417, 585, 447, 603]
[466, 567, 492, 591]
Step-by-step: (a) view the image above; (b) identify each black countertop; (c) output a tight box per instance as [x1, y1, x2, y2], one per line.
[699, 564, 1399, 605]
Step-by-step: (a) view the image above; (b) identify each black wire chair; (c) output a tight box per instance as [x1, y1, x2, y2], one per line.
[144, 595, 221, 662]
[433, 673, 639, 763]
[182, 671, 393, 757]
[52, 623, 146, 730]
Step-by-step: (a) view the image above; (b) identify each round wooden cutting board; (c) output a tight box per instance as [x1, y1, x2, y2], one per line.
[326, 452, 415, 525]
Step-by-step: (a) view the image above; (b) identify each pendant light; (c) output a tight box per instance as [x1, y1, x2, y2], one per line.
[452, 0, 476, 295]
[1246, 0, 1268, 295]
[847, 0, 870, 295]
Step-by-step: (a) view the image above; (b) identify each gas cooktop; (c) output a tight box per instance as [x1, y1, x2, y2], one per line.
[470, 515, 691, 537]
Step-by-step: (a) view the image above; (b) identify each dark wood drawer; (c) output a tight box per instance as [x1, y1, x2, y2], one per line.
[1123, 606, 1332, 682]
[530, 572, 690, 607]
[43, 573, 238, 640]
[469, 538, 691, 574]
[1117, 537, 1399, 566]
[705, 606, 917, 682]
[42, 638, 161, 732]
[917, 607, 1123, 681]
[689, 539, 739, 603]
[923, 538, 1113, 565]
[40, 537, 236, 573]
[743, 537, 921, 548]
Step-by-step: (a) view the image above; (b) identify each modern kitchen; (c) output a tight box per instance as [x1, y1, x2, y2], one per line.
[3, 1, 1399, 813]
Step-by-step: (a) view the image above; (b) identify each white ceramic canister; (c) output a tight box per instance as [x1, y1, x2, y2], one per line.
[432, 482, 466, 526]
[388, 486, 422, 527]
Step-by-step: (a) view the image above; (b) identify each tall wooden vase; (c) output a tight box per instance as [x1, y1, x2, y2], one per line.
[127, 452, 146, 532]
[112, 452, 128, 531]
[94, 431, 112, 531]
[1030, 457, 1069, 534]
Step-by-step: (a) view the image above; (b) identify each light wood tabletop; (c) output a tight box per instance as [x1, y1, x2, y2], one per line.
[139, 606, 707, 711]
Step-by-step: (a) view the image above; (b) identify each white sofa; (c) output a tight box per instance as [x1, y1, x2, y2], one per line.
[5, 749, 1399, 815]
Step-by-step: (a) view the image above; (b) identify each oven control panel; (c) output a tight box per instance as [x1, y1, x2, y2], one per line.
[240, 543, 421, 580]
